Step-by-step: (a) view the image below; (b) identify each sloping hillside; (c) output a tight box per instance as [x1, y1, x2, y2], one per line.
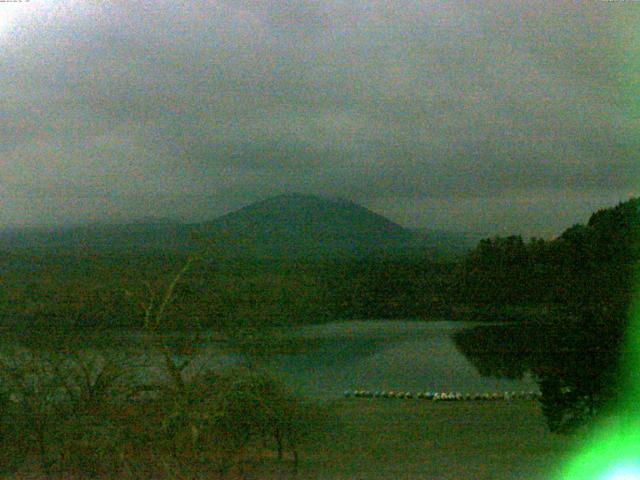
[193, 193, 423, 259]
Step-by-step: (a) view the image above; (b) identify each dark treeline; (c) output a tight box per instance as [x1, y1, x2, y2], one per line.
[457, 200, 639, 313]
[456, 197, 639, 431]
[0, 250, 455, 334]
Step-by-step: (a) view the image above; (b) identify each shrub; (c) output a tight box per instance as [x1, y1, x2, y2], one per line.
[150, 366, 319, 476]
[0, 348, 70, 475]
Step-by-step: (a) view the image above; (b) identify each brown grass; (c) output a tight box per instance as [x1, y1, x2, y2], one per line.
[293, 398, 574, 480]
[2, 387, 578, 479]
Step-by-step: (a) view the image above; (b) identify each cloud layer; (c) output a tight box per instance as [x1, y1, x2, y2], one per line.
[1, 0, 638, 236]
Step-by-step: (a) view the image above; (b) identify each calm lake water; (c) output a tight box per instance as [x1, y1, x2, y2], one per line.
[260, 320, 539, 399]
[2, 320, 539, 400]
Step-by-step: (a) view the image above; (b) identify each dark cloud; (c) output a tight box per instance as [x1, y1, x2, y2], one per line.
[0, 0, 638, 236]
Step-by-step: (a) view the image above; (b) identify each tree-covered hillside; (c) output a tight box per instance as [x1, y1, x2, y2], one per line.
[459, 197, 639, 311]
[457, 197, 640, 431]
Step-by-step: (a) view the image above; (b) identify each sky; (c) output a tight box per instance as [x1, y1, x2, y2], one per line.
[0, 0, 638, 238]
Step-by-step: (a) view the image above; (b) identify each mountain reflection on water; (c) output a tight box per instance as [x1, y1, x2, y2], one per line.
[260, 320, 540, 399]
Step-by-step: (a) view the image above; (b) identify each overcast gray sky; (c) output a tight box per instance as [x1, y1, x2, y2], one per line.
[1, 1, 638, 237]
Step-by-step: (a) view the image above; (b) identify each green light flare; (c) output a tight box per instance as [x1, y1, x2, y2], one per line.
[556, 300, 640, 480]
[553, 5, 640, 477]
[620, 294, 640, 410]
[555, 229, 640, 479]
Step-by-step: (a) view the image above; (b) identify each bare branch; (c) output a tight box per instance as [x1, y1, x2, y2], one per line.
[152, 256, 195, 330]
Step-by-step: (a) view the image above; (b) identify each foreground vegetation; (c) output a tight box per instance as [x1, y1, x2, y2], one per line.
[0, 368, 571, 480]
[0, 263, 324, 478]
[0, 346, 321, 478]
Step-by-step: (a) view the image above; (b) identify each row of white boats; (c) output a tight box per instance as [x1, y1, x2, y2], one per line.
[344, 390, 542, 401]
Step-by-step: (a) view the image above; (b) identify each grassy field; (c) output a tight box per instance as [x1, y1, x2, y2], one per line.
[2, 396, 577, 479]
[290, 398, 572, 480]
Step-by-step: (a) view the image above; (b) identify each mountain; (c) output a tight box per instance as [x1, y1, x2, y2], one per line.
[0, 194, 475, 259]
[192, 193, 423, 259]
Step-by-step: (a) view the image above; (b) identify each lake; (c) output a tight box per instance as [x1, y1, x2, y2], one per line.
[259, 320, 539, 399]
[0, 320, 540, 400]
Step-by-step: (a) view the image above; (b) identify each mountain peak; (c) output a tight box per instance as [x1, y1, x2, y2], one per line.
[198, 193, 419, 259]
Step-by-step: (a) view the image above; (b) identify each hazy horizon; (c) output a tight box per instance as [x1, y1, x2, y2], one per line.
[3, 191, 637, 242]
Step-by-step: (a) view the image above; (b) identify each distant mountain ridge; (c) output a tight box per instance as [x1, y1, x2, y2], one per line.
[195, 193, 417, 258]
[0, 194, 477, 259]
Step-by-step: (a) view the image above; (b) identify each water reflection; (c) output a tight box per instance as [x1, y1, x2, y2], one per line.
[452, 323, 547, 380]
[261, 321, 539, 399]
